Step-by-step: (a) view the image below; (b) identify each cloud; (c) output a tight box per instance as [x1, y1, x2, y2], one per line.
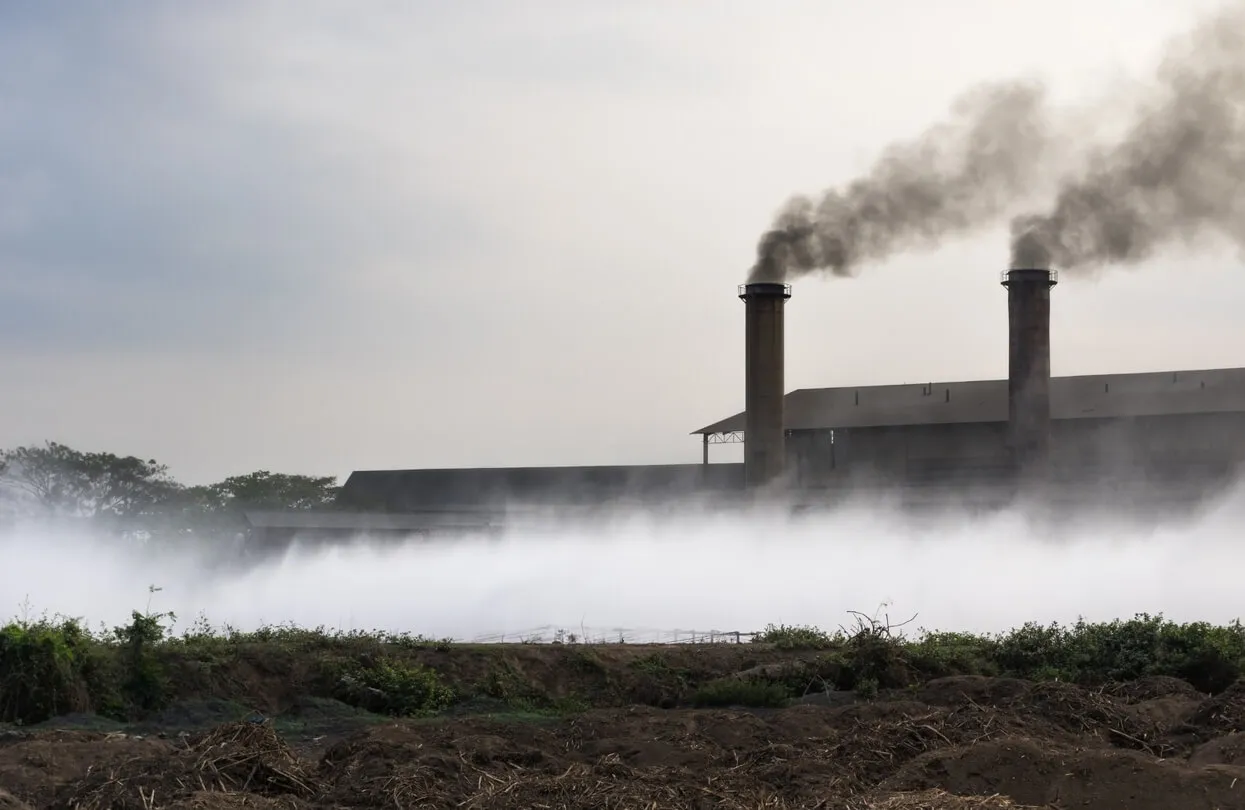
[0, 3, 494, 351]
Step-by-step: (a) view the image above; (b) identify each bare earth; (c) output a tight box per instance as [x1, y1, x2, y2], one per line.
[3, 671, 1245, 809]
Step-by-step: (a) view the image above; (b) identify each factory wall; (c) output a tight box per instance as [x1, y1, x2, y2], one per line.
[788, 422, 1010, 486]
[1053, 412, 1245, 480]
[338, 463, 746, 512]
[788, 412, 1245, 487]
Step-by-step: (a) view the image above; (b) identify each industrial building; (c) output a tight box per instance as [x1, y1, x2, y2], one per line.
[334, 464, 744, 512]
[241, 266, 1245, 542]
[693, 366, 1245, 489]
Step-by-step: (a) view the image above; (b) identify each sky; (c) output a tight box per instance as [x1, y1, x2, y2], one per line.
[1, 0, 1241, 485]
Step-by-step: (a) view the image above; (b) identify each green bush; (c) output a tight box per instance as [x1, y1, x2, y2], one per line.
[114, 610, 174, 714]
[3, 599, 1245, 728]
[908, 632, 1000, 679]
[753, 623, 838, 650]
[335, 660, 455, 716]
[691, 678, 790, 708]
[0, 617, 93, 725]
[991, 614, 1245, 691]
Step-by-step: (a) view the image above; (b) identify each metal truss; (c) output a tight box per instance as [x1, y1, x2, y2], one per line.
[705, 432, 743, 444]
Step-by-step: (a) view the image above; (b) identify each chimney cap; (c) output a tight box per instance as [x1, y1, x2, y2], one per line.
[1001, 268, 1058, 287]
[738, 282, 793, 300]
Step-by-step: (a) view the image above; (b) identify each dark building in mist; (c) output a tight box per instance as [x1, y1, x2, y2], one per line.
[327, 366, 1245, 517]
[313, 267, 1245, 521]
[336, 464, 744, 513]
[694, 366, 1245, 489]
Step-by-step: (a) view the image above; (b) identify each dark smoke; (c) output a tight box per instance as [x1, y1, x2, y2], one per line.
[1010, 2, 1245, 270]
[752, 1, 1245, 283]
[750, 81, 1053, 283]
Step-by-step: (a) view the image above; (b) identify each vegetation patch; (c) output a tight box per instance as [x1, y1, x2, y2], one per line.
[691, 678, 791, 708]
[2, 602, 1245, 728]
[333, 659, 455, 716]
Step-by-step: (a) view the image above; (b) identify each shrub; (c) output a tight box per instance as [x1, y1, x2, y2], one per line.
[753, 623, 838, 650]
[335, 660, 455, 716]
[991, 614, 1245, 691]
[691, 678, 790, 708]
[0, 616, 93, 725]
[113, 609, 174, 714]
[907, 632, 1000, 678]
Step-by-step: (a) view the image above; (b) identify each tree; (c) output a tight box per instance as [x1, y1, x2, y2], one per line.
[0, 441, 180, 520]
[201, 470, 340, 512]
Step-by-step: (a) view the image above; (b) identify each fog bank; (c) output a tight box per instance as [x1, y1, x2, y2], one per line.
[2, 491, 1242, 642]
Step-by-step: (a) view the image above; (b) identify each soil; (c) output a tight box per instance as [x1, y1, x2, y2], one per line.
[4, 649, 1245, 809]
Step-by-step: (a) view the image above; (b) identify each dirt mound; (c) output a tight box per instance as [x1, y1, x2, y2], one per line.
[1184, 678, 1245, 737]
[56, 723, 315, 810]
[915, 676, 1032, 707]
[1107, 675, 1204, 703]
[164, 796, 303, 810]
[6, 675, 1243, 809]
[0, 789, 32, 810]
[1189, 731, 1245, 766]
[887, 736, 1245, 810]
[0, 731, 169, 808]
[860, 790, 1042, 809]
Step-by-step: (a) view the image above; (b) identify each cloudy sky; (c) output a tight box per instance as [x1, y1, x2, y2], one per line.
[1, 0, 1240, 484]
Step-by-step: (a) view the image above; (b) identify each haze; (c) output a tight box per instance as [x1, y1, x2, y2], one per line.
[2, 0, 1243, 485]
[3, 489, 1242, 639]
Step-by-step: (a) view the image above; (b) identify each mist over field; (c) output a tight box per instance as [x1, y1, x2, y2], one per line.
[3, 488, 1242, 642]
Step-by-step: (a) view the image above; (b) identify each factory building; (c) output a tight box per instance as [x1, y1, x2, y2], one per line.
[274, 265, 1245, 534]
[693, 367, 1245, 489]
[700, 268, 1245, 493]
[335, 463, 744, 512]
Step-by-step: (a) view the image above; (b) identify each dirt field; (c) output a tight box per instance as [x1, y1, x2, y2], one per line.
[4, 652, 1245, 810]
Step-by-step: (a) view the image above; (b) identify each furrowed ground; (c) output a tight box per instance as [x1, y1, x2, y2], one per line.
[2, 609, 1245, 809]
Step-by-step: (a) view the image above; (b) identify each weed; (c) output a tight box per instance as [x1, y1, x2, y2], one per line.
[753, 623, 838, 650]
[565, 646, 608, 675]
[3, 599, 1245, 728]
[335, 660, 454, 716]
[629, 653, 688, 683]
[113, 607, 174, 714]
[691, 678, 790, 708]
[0, 615, 92, 724]
[855, 676, 879, 700]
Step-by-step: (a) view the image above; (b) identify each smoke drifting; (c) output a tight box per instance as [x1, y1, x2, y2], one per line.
[752, 1, 1245, 282]
[1010, 1, 1245, 270]
[4, 493, 1245, 639]
[750, 81, 1052, 283]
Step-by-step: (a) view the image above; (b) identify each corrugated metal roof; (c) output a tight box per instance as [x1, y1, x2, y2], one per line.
[337, 464, 746, 512]
[693, 366, 1245, 434]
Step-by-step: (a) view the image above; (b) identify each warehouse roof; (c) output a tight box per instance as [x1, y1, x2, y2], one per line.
[337, 463, 745, 512]
[693, 366, 1245, 435]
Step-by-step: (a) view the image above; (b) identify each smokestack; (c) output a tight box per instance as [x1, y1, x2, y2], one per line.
[739, 282, 791, 489]
[1001, 268, 1057, 475]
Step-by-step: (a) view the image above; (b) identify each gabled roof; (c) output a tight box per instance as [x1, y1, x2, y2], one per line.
[693, 366, 1245, 435]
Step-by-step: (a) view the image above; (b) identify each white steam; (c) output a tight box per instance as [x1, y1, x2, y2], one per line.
[2, 490, 1244, 641]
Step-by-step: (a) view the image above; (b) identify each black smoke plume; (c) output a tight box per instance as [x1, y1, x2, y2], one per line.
[751, 1, 1245, 282]
[749, 81, 1052, 283]
[1010, 2, 1245, 270]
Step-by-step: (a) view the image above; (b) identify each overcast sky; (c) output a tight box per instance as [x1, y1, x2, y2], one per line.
[2, 0, 1240, 484]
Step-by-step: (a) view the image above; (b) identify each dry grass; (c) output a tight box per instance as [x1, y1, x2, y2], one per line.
[864, 790, 1044, 809]
[59, 723, 314, 810]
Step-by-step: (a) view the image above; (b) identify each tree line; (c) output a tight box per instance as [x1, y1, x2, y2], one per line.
[0, 441, 341, 539]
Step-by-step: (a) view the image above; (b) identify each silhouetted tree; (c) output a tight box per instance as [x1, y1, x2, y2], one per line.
[199, 470, 341, 512]
[0, 442, 179, 520]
